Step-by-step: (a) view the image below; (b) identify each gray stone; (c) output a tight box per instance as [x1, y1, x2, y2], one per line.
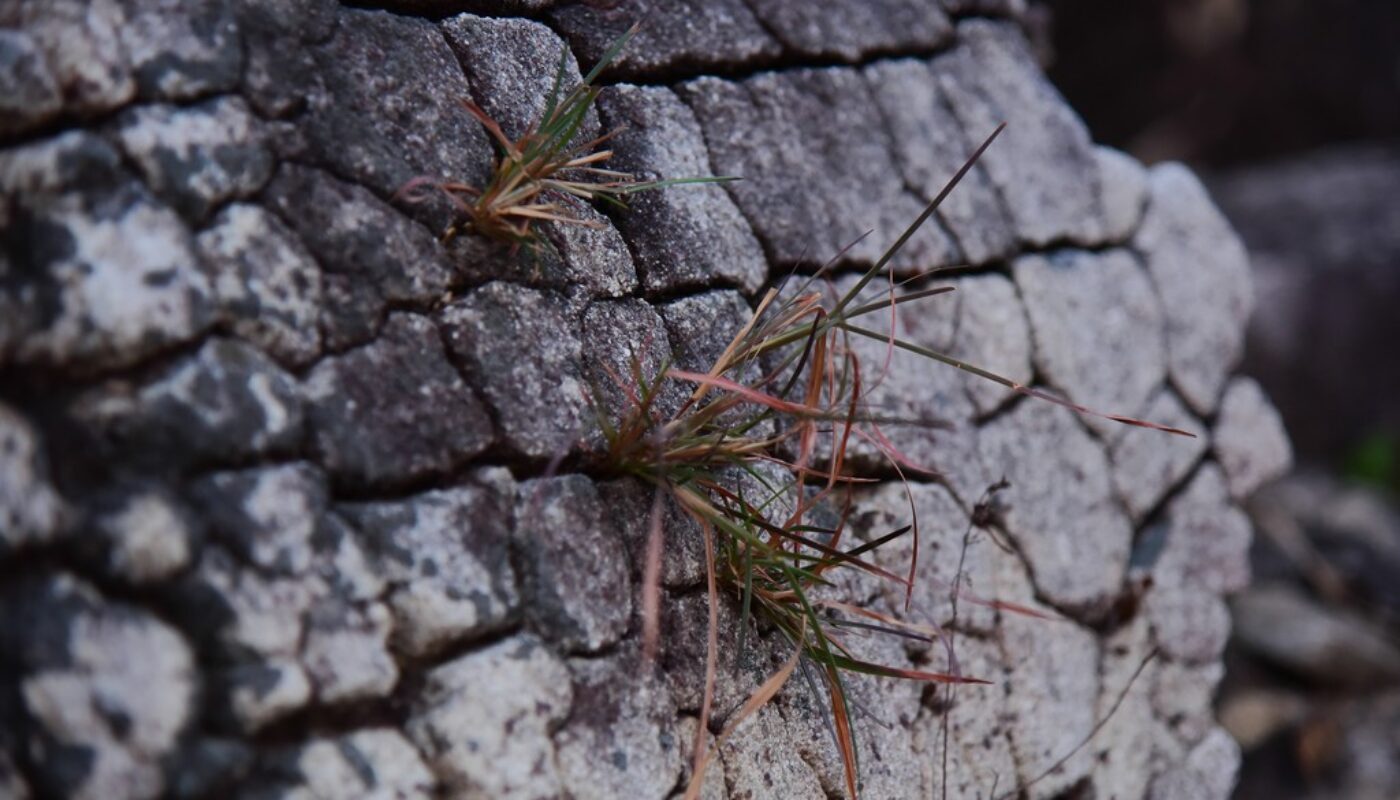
[0, 749, 30, 800]
[234, 0, 336, 118]
[1110, 390, 1209, 521]
[514, 476, 632, 652]
[1092, 617, 1180, 800]
[340, 484, 518, 658]
[179, 546, 315, 662]
[674, 717, 726, 800]
[978, 400, 1134, 614]
[932, 21, 1102, 246]
[1232, 583, 1400, 688]
[300, 601, 398, 704]
[222, 658, 312, 733]
[191, 463, 327, 577]
[0, 132, 214, 369]
[88, 487, 193, 584]
[658, 592, 772, 725]
[113, 97, 273, 222]
[1096, 145, 1150, 242]
[117, 0, 242, 101]
[530, 194, 640, 298]
[550, 0, 781, 80]
[304, 313, 493, 486]
[1148, 464, 1252, 596]
[1144, 582, 1232, 664]
[242, 729, 435, 800]
[600, 478, 708, 590]
[746, 0, 953, 61]
[8, 0, 136, 116]
[555, 648, 682, 800]
[197, 203, 322, 368]
[659, 289, 758, 389]
[1152, 659, 1224, 747]
[1013, 248, 1166, 437]
[596, 84, 768, 294]
[0, 403, 67, 556]
[949, 272, 1034, 415]
[581, 298, 677, 437]
[264, 165, 457, 350]
[913, 635, 1020, 800]
[1134, 163, 1254, 415]
[1148, 727, 1240, 800]
[408, 634, 572, 800]
[0, 574, 195, 800]
[680, 68, 957, 271]
[718, 704, 826, 800]
[439, 283, 588, 460]
[865, 58, 1017, 266]
[1213, 376, 1293, 500]
[0, 29, 62, 135]
[70, 338, 304, 467]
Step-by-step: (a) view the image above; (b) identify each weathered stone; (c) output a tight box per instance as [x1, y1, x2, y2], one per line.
[1096, 145, 1150, 242]
[1152, 659, 1224, 747]
[178, 546, 314, 662]
[1149, 728, 1240, 800]
[1148, 464, 1252, 596]
[264, 165, 458, 349]
[600, 478, 708, 590]
[234, 0, 336, 118]
[550, 0, 781, 80]
[1013, 248, 1166, 437]
[718, 704, 826, 800]
[340, 483, 518, 657]
[71, 338, 304, 468]
[581, 298, 676, 434]
[1134, 163, 1254, 415]
[555, 648, 682, 800]
[949, 272, 1034, 415]
[680, 68, 957, 270]
[191, 463, 326, 577]
[439, 283, 587, 460]
[659, 289, 756, 382]
[0, 132, 214, 369]
[513, 476, 631, 652]
[865, 58, 1017, 266]
[1231, 583, 1400, 688]
[242, 729, 435, 800]
[0, 29, 62, 135]
[408, 634, 572, 800]
[86, 486, 193, 584]
[597, 84, 768, 294]
[0, 403, 67, 556]
[0, 574, 195, 800]
[117, 0, 242, 101]
[659, 592, 773, 725]
[299, 9, 493, 216]
[1110, 390, 1209, 521]
[1144, 582, 1231, 664]
[747, 0, 953, 61]
[674, 717, 726, 800]
[300, 601, 398, 704]
[222, 658, 312, 733]
[1092, 617, 1180, 800]
[7, 0, 136, 116]
[977, 400, 1133, 613]
[113, 97, 273, 222]
[933, 21, 1102, 246]
[0, 749, 30, 800]
[304, 313, 492, 486]
[197, 203, 322, 367]
[913, 635, 1020, 800]
[1213, 376, 1293, 500]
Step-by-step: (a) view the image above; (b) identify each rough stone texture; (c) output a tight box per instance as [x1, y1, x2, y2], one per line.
[0, 4, 1291, 798]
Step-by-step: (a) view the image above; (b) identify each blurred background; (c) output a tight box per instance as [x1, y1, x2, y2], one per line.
[1041, 1, 1400, 797]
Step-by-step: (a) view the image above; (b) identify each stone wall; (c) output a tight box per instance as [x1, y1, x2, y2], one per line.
[0, 1, 1291, 798]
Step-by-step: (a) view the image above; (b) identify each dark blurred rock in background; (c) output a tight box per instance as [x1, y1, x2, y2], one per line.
[1044, 2, 1400, 797]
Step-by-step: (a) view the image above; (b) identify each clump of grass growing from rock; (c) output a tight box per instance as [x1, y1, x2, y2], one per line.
[593, 123, 1192, 798]
[396, 23, 732, 251]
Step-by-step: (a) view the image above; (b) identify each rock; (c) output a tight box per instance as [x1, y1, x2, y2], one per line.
[1014, 248, 1166, 437]
[339, 483, 518, 658]
[164, 737, 255, 799]
[915, 635, 1020, 800]
[117, 0, 242, 101]
[304, 313, 493, 486]
[241, 729, 435, 800]
[1231, 583, 1400, 688]
[222, 658, 312, 733]
[0, 748, 31, 799]
[0, 574, 195, 800]
[300, 601, 398, 704]
[679, 68, 957, 270]
[1110, 390, 1209, 521]
[659, 592, 771, 724]
[235, 0, 337, 118]
[263, 165, 458, 350]
[530, 194, 640, 298]
[580, 298, 677, 434]
[439, 283, 587, 460]
[745, 0, 954, 61]
[599, 478, 710, 591]
[718, 704, 826, 800]
[113, 97, 273, 222]
[949, 273, 1034, 414]
[0, 29, 63, 135]
[977, 400, 1134, 614]
[1134, 163, 1254, 415]
[191, 463, 327, 577]
[407, 634, 572, 800]
[513, 476, 632, 652]
[555, 648, 682, 800]
[674, 717, 726, 800]
[86, 486, 193, 584]
[1096, 145, 1150, 242]
[596, 84, 768, 294]
[8, 0, 136, 117]
[70, 338, 304, 468]
[865, 58, 1017, 266]
[1144, 583, 1232, 664]
[0, 132, 214, 369]
[1152, 659, 1224, 747]
[1147, 464, 1253, 597]
[197, 203, 322, 368]
[1092, 617, 1181, 800]
[932, 21, 1103, 246]
[0, 403, 67, 555]
[550, 0, 781, 80]
[1213, 377, 1293, 500]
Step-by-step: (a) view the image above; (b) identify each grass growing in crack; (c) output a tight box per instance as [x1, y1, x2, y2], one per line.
[592, 123, 1194, 799]
[396, 23, 732, 252]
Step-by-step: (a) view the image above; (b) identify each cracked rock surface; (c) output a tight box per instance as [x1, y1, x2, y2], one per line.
[0, 2, 1288, 798]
